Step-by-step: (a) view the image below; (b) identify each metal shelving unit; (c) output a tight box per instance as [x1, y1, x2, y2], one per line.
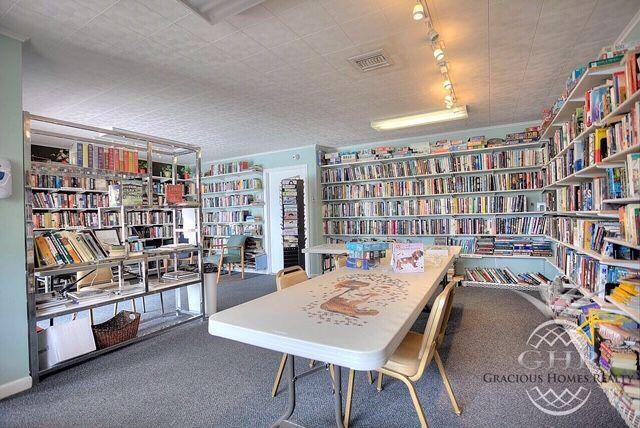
[23, 113, 205, 381]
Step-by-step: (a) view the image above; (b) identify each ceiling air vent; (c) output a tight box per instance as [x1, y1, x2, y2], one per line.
[349, 49, 392, 72]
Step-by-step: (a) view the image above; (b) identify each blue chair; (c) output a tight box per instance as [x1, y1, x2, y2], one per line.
[208, 235, 248, 282]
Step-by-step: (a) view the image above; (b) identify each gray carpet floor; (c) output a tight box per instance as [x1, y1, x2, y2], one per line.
[0, 273, 626, 427]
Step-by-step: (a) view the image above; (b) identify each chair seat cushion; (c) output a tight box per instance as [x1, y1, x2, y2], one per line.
[383, 331, 422, 377]
[206, 254, 241, 264]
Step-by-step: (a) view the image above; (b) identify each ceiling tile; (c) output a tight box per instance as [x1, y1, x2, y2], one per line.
[242, 16, 298, 48]
[213, 30, 264, 60]
[225, 4, 273, 28]
[303, 25, 354, 55]
[277, 2, 336, 37]
[175, 13, 237, 42]
[103, 0, 171, 36]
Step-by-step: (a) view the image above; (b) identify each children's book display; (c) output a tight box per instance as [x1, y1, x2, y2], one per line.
[391, 243, 425, 273]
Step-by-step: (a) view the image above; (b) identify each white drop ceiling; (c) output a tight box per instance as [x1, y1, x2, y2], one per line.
[1, 0, 638, 160]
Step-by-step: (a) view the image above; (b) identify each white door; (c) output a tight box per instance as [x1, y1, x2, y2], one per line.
[264, 165, 307, 274]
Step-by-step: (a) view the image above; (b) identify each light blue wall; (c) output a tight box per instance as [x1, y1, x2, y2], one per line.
[0, 35, 29, 387]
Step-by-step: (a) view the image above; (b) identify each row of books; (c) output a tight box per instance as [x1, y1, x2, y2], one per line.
[619, 204, 640, 246]
[203, 194, 257, 208]
[34, 230, 108, 268]
[203, 178, 262, 193]
[323, 217, 547, 236]
[29, 174, 110, 191]
[125, 211, 174, 226]
[204, 210, 252, 223]
[68, 143, 140, 173]
[468, 237, 553, 257]
[554, 245, 633, 292]
[128, 226, 172, 240]
[464, 267, 550, 285]
[553, 182, 596, 212]
[450, 149, 546, 172]
[323, 146, 424, 164]
[32, 192, 108, 209]
[203, 223, 262, 237]
[322, 171, 546, 200]
[547, 217, 621, 255]
[322, 195, 530, 217]
[33, 212, 100, 230]
[321, 158, 452, 182]
[207, 161, 254, 176]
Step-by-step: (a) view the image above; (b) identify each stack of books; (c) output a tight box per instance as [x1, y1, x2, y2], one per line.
[34, 230, 109, 268]
[475, 237, 494, 255]
[608, 276, 640, 308]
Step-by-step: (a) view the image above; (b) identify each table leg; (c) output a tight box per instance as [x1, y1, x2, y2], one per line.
[332, 365, 345, 428]
[270, 355, 296, 428]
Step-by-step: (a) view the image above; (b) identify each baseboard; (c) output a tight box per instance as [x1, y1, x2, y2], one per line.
[0, 376, 32, 400]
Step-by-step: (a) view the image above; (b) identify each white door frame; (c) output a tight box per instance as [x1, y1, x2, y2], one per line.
[263, 164, 310, 275]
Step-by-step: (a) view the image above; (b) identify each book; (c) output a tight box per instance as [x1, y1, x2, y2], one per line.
[121, 180, 143, 206]
[627, 153, 640, 198]
[165, 184, 184, 205]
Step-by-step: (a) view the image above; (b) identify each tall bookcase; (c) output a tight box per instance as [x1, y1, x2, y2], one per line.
[24, 113, 205, 380]
[537, 47, 639, 427]
[201, 161, 267, 272]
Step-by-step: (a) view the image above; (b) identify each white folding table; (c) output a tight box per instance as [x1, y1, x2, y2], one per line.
[302, 243, 348, 272]
[209, 246, 460, 427]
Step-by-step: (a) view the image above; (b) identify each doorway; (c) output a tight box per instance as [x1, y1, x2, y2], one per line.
[264, 165, 308, 274]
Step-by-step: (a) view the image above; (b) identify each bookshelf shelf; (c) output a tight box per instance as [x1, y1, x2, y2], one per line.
[324, 233, 547, 238]
[32, 207, 99, 211]
[30, 187, 108, 194]
[602, 197, 640, 204]
[201, 168, 262, 180]
[320, 141, 545, 168]
[605, 296, 640, 324]
[461, 280, 539, 292]
[322, 165, 545, 185]
[202, 188, 262, 196]
[603, 236, 640, 251]
[459, 253, 549, 260]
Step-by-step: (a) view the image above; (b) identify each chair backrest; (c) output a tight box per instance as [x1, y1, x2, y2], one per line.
[413, 280, 456, 379]
[275, 266, 308, 291]
[437, 278, 459, 347]
[226, 235, 248, 257]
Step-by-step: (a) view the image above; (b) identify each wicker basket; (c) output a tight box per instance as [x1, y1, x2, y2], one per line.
[92, 311, 141, 349]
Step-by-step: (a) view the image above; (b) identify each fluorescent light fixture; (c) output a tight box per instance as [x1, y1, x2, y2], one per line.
[412, 2, 425, 20]
[371, 106, 468, 131]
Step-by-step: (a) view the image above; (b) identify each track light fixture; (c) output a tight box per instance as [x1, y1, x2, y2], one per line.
[413, 1, 460, 110]
[412, 1, 425, 20]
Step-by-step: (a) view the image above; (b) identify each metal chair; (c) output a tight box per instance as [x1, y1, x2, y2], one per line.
[346, 280, 461, 428]
[272, 266, 308, 397]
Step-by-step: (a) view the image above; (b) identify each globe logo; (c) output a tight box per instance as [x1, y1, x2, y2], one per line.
[519, 319, 592, 416]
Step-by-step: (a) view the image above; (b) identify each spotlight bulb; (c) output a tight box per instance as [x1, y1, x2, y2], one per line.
[427, 28, 439, 42]
[412, 3, 425, 21]
[444, 95, 454, 103]
[442, 80, 452, 90]
[433, 48, 444, 61]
